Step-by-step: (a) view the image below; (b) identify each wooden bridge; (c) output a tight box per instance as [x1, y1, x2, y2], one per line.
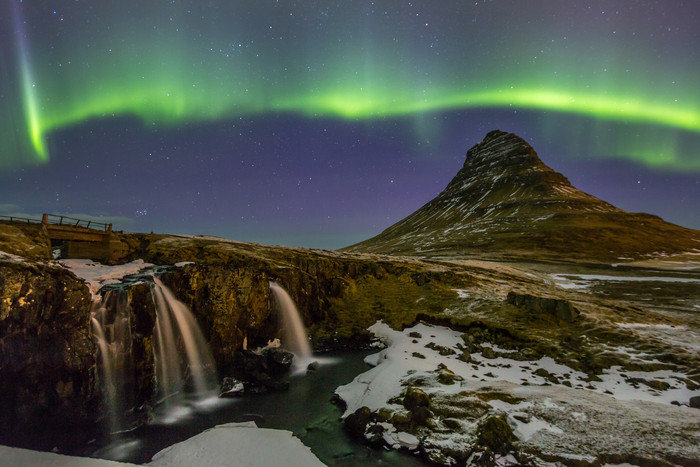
[0, 213, 127, 262]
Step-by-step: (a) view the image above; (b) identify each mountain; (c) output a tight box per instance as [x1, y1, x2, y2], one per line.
[344, 130, 700, 261]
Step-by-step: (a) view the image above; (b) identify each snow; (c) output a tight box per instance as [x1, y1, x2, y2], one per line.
[59, 259, 154, 296]
[174, 261, 194, 267]
[0, 445, 139, 466]
[453, 288, 470, 298]
[148, 422, 325, 466]
[0, 250, 26, 263]
[550, 273, 700, 291]
[0, 422, 325, 467]
[336, 321, 700, 420]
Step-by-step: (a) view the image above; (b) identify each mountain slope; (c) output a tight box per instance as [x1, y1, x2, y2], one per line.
[344, 130, 700, 261]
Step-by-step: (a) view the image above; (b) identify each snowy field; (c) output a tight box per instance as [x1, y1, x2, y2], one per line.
[335, 321, 700, 464]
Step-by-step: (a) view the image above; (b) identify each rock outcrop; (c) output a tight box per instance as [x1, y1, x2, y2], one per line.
[0, 260, 97, 448]
[506, 292, 579, 322]
[344, 130, 700, 261]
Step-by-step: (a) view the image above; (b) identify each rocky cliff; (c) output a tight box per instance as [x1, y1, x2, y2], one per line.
[345, 130, 700, 261]
[0, 259, 96, 449]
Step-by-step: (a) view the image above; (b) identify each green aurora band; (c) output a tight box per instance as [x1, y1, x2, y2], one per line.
[3, 1, 700, 170]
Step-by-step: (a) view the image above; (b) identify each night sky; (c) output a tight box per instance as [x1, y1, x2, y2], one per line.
[1, 1, 699, 249]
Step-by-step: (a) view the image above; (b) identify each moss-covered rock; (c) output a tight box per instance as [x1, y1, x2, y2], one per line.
[403, 386, 431, 411]
[475, 414, 516, 454]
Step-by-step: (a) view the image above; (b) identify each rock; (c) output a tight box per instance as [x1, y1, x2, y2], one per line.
[410, 406, 433, 426]
[506, 292, 579, 322]
[425, 342, 456, 356]
[690, 396, 700, 409]
[629, 378, 671, 391]
[459, 351, 472, 363]
[219, 377, 244, 397]
[408, 331, 422, 338]
[476, 414, 516, 454]
[0, 261, 97, 444]
[436, 364, 464, 385]
[481, 347, 496, 359]
[306, 361, 320, 372]
[412, 352, 426, 359]
[344, 406, 372, 438]
[231, 348, 294, 393]
[444, 418, 462, 430]
[365, 423, 386, 446]
[403, 386, 430, 411]
[267, 348, 294, 372]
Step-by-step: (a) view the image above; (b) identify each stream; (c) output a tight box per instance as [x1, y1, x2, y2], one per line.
[91, 350, 426, 466]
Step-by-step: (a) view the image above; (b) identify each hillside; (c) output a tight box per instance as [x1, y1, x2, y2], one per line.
[345, 130, 700, 262]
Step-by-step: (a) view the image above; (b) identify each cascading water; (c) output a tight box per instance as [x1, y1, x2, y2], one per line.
[269, 281, 312, 364]
[91, 291, 134, 434]
[151, 277, 218, 420]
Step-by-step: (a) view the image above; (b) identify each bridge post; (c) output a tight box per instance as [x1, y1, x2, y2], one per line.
[41, 213, 48, 226]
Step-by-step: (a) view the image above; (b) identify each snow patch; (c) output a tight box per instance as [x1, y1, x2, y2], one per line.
[0, 250, 26, 263]
[59, 259, 154, 296]
[148, 421, 325, 466]
[550, 273, 700, 291]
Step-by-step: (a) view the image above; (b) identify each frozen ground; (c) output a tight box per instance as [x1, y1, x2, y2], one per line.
[336, 321, 700, 464]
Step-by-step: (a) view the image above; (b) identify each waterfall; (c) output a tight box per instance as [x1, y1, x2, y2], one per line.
[269, 282, 312, 361]
[151, 277, 218, 418]
[91, 291, 134, 434]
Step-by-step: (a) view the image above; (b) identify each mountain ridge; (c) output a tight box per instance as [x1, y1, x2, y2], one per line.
[344, 130, 700, 262]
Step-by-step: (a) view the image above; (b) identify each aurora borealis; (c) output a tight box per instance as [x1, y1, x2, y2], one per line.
[1, 1, 699, 248]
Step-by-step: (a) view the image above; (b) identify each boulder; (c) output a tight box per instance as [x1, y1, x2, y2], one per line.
[344, 406, 372, 438]
[476, 414, 515, 454]
[403, 386, 430, 411]
[690, 395, 700, 409]
[231, 347, 294, 393]
[219, 377, 244, 398]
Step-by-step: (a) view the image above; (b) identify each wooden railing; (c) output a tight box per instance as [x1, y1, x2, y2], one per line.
[0, 213, 112, 232]
[0, 215, 42, 224]
[41, 214, 112, 232]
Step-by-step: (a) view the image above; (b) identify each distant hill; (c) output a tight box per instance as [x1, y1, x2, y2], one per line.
[344, 130, 700, 262]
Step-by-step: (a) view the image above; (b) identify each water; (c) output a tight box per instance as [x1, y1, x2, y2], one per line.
[151, 277, 220, 421]
[90, 291, 134, 434]
[93, 351, 426, 466]
[269, 281, 312, 365]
